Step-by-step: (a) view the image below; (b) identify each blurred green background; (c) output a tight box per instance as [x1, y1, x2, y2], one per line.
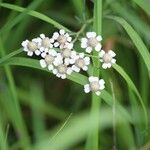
[0, 0, 150, 150]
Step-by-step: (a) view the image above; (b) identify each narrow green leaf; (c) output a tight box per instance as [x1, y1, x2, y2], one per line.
[0, 49, 22, 64]
[0, 0, 46, 37]
[0, 2, 70, 32]
[106, 16, 150, 76]
[18, 88, 67, 120]
[0, 57, 131, 123]
[113, 64, 148, 128]
[133, 0, 150, 16]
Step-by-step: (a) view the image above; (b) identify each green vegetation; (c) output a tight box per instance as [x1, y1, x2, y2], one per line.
[0, 0, 150, 149]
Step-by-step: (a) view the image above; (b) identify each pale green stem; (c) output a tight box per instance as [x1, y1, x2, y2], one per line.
[86, 0, 102, 150]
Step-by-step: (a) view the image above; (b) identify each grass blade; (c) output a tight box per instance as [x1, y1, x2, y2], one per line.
[132, 0, 150, 16]
[0, 2, 70, 32]
[106, 16, 150, 76]
[0, 56, 132, 122]
[113, 64, 148, 128]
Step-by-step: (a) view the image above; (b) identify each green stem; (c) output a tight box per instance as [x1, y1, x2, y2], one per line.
[86, 1, 102, 150]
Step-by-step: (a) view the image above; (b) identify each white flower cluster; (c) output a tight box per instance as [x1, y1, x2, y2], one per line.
[21, 30, 116, 95]
[22, 29, 90, 79]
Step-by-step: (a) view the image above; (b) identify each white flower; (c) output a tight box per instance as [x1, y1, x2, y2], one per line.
[52, 63, 72, 79]
[21, 38, 41, 56]
[81, 32, 102, 53]
[72, 53, 90, 72]
[52, 29, 72, 49]
[99, 50, 116, 69]
[61, 49, 77, 65]
[51, 52, 73, 79]
[53, 53, 64, 66]
[84, 76, 105, 96]
[38, 34, 54, 53]
[40, 49, 57, 71]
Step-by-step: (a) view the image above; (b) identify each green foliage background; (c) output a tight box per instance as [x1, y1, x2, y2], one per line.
[0, 0, 150, 150]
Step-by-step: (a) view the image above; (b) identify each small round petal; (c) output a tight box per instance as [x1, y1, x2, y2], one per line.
[84, 84, 90, 93]
[79, 53, 84, 58]
[69, 58, 75, 64]
[86, 32, 96, 38]
[81, 38, 88, 43]
[72, 65, 80, 72]
[108, 50, 116, 57]
[53, 32, 59, 39]
[60, 29, 65, 35]
[107, 63, 112, 68]
[61, 74, 66, 79]
[21, 40, 28, 47]
[40, 34, 45, 39]
[86, 47, 92, 53]
[96, 35, 102, 41]
[100, 59, 103, 62]
[95, 91, 101, 96]
[99, 84, 105, 90]
[40, 47, 45, 52]
[84, 57, 90, 64]
[67, 37, 72, 42]
[83, 66, 88, 71]
[81, 42, 88, 48]
[99, 79, 105, 85]
[67, 43, 73, 49]
[54, 42, 60, 47]
[95, 43, 102, 52]
[40, 60, 47, 68]
[111, 58, 116, 64]
[89, 76, 99, 82]
[35, 50, 41, 56]
[64, 58, 70, 65]
[53, 69, 58, 74]
[102, 63, 108, 69]
[27, 51, 33, 56]
[48, 64, 54, 71]
[41, 52, 46, 58]
[67, 68, 72, 75]
[65, 33, 69, 37]
[99, 50, 105, 57]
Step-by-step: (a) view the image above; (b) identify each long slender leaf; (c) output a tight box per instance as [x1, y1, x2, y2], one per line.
[113, 64, 148, 128]
[106, 16, 150, 76]
[0, 0, 46, 38]
[133, 0, 150, 16]
[0, 57, 132, 122]
[0, 2, 70, 32]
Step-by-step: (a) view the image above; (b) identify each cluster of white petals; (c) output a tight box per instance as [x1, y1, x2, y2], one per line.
[99, 50, 116, 69]
[22, 29, 116, 95]
[81, 32, 102, 53]
[84, 76, 105, 96]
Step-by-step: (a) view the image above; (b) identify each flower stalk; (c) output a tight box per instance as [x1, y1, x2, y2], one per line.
[90, 0, 103, 149]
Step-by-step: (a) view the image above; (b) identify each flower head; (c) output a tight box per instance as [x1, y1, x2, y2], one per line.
[61, 49, 77, 65]
[72, 53, 90, 72]
[52, 63, 72, 79]
[84, 76, 105, 96]
[81, 32, 102, 53]
[38, 34, 54, 53]
[52, 29, 73, 49]
[40, 49, 57, 71]
[99, 50, 116, 69]
[21, 38, 41, 56]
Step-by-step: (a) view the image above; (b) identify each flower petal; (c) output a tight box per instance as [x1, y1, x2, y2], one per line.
[40, 59, 47, 68]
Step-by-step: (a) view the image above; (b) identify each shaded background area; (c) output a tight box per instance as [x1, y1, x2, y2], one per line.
[0, 0, 150, 149]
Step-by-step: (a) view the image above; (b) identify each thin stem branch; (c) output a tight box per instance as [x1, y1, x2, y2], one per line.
[72, 19, 93, 43]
